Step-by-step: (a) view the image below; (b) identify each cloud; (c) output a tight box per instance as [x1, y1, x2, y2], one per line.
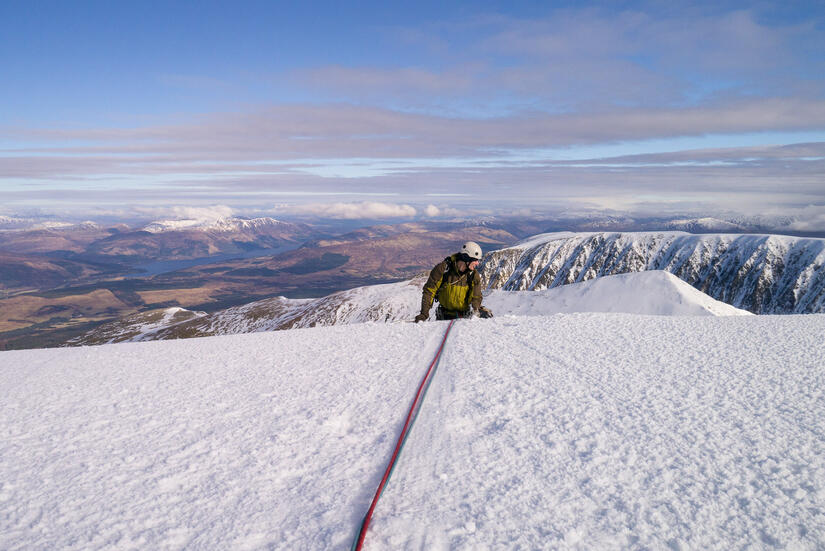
[294, 65, 476, 97]
[284, 201, 417, 219]
[544, 142, 825, 166]
[780, 205, 825, 232]
[132, 205, 235, 222]
[290, 8, 824, 112]
[6, 99, 825, 173]
[422, 204, 466, 218]
[2, 140, 822, 222]
[2, 6, 823, 219]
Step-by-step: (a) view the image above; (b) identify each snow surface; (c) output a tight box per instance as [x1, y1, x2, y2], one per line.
[506, 231, 580, 251]
[79, 271, 748, 345]
[2, 310, 824, 550]
[485, 271, 751, 317]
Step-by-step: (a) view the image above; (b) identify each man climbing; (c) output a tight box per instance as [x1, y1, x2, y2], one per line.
[414, 241, 494, 322]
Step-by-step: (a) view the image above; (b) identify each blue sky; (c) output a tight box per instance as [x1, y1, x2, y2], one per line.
[1, 1, 824, 226]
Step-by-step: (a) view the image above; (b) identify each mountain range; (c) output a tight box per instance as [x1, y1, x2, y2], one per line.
[0, 217, 314, 291]
[70, 270, 750, 346]
[76, 217, 314, 264]
[88, 217, 314, 261]
[481, 231, 825, 314]
[0, 219, 526, 349]
[69, 229, 825, 346]
[4, 223, 825, 349]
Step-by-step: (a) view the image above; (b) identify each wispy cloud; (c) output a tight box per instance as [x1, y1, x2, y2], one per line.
[283, 201, 418, 219]
[6, 99, 825, 166]
[131, 205, 236, 222]
[294, 65, 476, 98]
[2, 116, 823, 218]
[778, 205, 825, 232]
[298, 8, 824, 111]
[1, 4, 823, 220]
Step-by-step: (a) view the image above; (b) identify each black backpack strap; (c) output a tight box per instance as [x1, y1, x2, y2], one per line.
[441, 256, 453, 284]
[434, 256, 453, 305]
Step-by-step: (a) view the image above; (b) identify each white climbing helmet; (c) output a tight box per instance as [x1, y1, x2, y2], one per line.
[460, 241, 483, 261]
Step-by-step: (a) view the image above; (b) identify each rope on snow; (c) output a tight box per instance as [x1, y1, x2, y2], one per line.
[351, 319, 456, 550]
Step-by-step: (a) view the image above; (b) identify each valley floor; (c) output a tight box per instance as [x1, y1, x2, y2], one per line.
[1, 314, 824, 549]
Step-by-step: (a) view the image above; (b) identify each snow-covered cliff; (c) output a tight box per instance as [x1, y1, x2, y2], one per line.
[480, 232, 825, 314]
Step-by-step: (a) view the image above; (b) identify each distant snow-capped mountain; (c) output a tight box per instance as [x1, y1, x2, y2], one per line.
[141, 216, 290, 233]
[662, 217, 745, 233]
[0, 215, 28, 229]
[69, 271, 748, 345]
[31, 220, 104, 232]
[69, 307, 208, 345]
[0, 217, 104, 232]
[480, 232, 825, 314]
[82, 217, 313, 261]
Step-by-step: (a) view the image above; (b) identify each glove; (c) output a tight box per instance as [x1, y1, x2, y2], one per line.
[414, 313, 428, 323]
[479, 306, 494, 319]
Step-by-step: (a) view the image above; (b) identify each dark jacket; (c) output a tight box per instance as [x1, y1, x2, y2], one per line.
[420, 254, 482, 315]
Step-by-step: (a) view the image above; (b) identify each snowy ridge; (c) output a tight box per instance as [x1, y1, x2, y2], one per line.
[153, 278, 420, 338]
[141, 217, 287, 233]
[72, 271, 748, 345]
[71, 307, 208, 345]
[2, 313, 824, 549]
[485, 271, 751, 317]
[75, 221, 103, 230]
[31, 221, 97, 231]
[123, 307, 207, 341]
[0, 218, 103, 232]
[663, 217, 744, 232]
[480, 231, 825, 314]
[0, 215, 28, 229]
[76, 278, 428, 343]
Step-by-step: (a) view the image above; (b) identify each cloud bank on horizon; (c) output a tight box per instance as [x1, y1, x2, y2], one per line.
[0, 1, 823, 223]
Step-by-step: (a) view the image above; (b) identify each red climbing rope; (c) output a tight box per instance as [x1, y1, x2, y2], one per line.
[352, 319, 456, 550]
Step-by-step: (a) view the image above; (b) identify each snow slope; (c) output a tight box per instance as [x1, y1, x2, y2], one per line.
[2, 312, 824, 549]
[70, 307, 209, 345]
[485, 271, 751, 317]
[72, 271, 748, 345]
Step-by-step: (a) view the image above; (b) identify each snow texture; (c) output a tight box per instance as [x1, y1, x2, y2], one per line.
[484, 271, 751, 317]
[2, 310, 824, 549]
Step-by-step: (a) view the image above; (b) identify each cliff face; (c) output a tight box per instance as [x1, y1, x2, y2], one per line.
[479, 232, 825, 314]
